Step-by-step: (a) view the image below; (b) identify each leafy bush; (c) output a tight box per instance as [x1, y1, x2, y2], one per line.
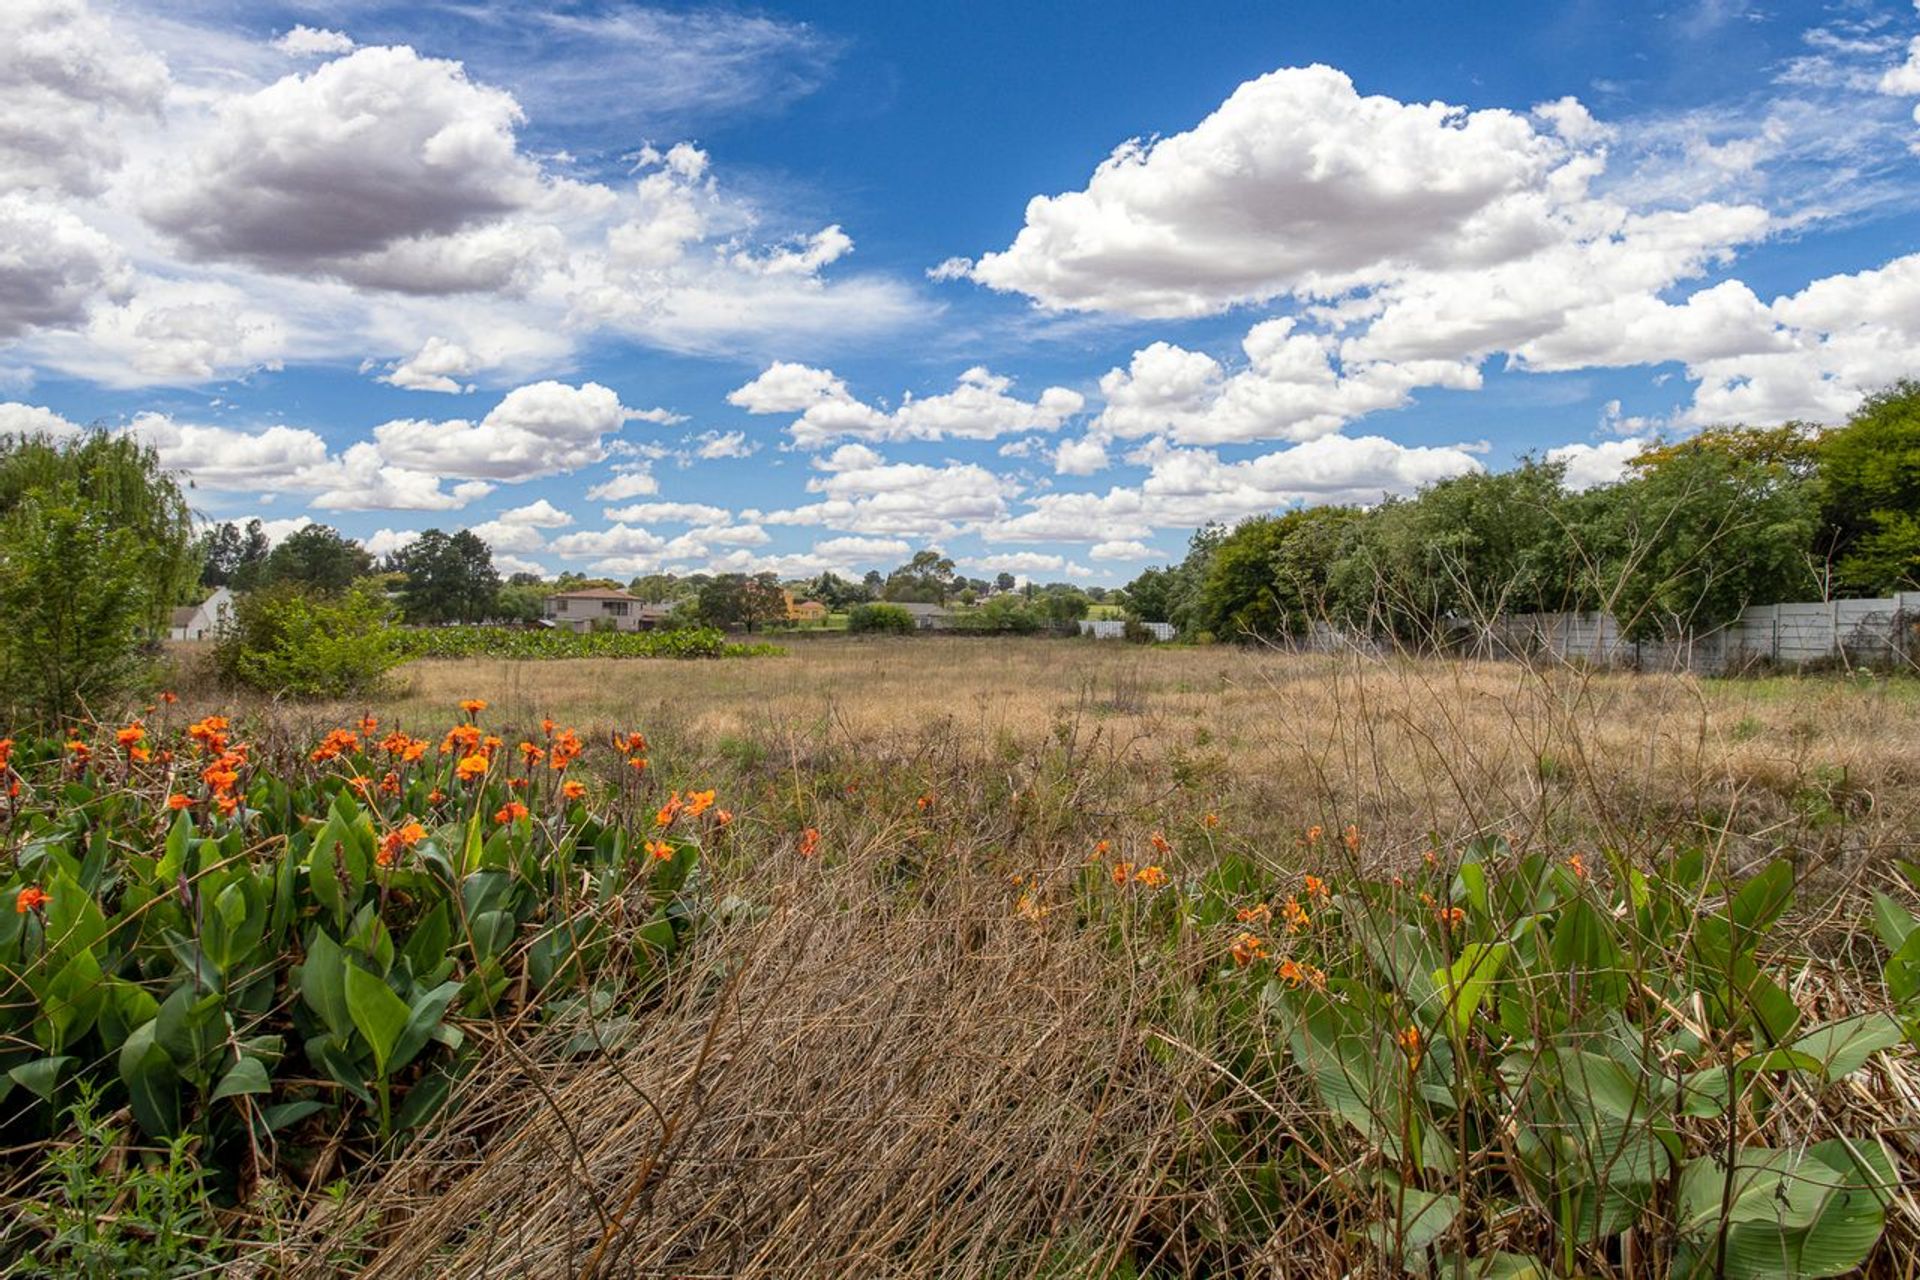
[389, 625, 775, 661]
[847, 603, 914, 634]
[1076, 836, 1912, 1279]
[213, 583, 403, 698]
[952, 596, 1047, 634]
[0, 706, 722, 1240]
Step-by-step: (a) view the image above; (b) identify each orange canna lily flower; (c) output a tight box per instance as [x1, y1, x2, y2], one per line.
[1237, 902, 1272, 925]
[1304, 875, 1330, 899]
[1305, 824, 1323, 844]
[562, 779, 587, 800]
[1135, 865, 1168, 889]
[1436, 905, 1465, 929]
[1149, 831, 1172, 856]
[684, 789, 716, 818]
[129, 745, 152, 764]
[214, 794, 239, 817]
[713, 809, 732, 827]
[1282, 896, 1310, 932]
[797, 827, 821, 858]
[654, 793, 684, 828]
[1397, 1025, 1423, 1066]
[1111, 861, 1135, 886]
[1093, 839, 1111, 860]
[518, 741, 544, 766]
[455, 753, 490, 782]
[15, 886, 49, 913]
[1201, 812, 1220, 829]
[493, 801, 530, 825]
[377, 821, 427, 866]
[1343, 825, 1361, 853]
[116, 723, 145, 747]
[65, 740, 90, 761]
[1230, 933, 1269, 967]
[645, 839, 674, 861]
[460, 699, 488, 716]
[159, 691, 177, 704]
[427, 788, 447, 805]
[166, 793, 192, 810]
[1567, 852, 1590, 882]
[1277, 958, 1305, 985]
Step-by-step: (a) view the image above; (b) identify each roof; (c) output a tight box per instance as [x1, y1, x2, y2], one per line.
[546, 588, 637, 601]
[169, 606, 198, 628]
[895, 602, 950, 617]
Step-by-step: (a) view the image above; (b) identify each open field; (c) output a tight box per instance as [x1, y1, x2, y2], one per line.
[13, 637, 1920, 1276]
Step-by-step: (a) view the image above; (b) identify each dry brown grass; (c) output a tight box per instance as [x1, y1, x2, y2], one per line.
[185, 637, 1920, 1276]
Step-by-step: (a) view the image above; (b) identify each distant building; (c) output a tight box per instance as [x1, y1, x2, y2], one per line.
[543, 588, 675, 633]
[790, 599, 829, 624]
[895, 602, 952, 630]
[168, 587, 233, 641]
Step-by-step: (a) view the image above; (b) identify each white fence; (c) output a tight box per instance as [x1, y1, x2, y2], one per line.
[1294, 593, 1920, 673]
[1078, 619, 1176, 642]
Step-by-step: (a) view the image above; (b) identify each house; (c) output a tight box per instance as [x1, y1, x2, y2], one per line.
[895, 602, 952, 630]
[790, 599, 829, 624]
[169, 587, 233, 641]
[542, 588, 675, 633]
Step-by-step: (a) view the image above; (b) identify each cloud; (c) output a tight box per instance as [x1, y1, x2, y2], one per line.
[0, 401, 83, 437]
[492, 497, 573, 527]
[965, 65, 1606, 318]
[1090, 539, 1155, 560]
[693, 429, 756, 459]
[732, 363, 1084, 448]
[547, 524, 669, 560]
[0, 194, 129, 338]
[361, 527, 420, 557]
[584, 465, 659, 501]
[273, 26, 354, 58]
[0, 0, 168, 197]
[305, 442, 495, 510]
[1546, 438, 1650, 490]
[764, 453, 1020, 538]
[123, 413, 330, 490]
[381, 336, 477, 393]
[601, 501, 730, 525]
[370, 381, 631, 480]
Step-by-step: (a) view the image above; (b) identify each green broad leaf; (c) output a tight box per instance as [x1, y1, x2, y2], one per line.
[96, 978, 160, 1054]
[261, 1099, 326, 1132]
[1871, 891, 1918, 954]
[7, 1055, 74, 1103]
[154, 985, 228, 1085]
[1563, 1048, 1664, 1123]
[118, 1020, 181, 1136]
[299, 928, 353, 1039]
[37, 946, 105, 1053]
[460, 814, 486, 877]
[1716, 1142, 1895, 1280]
[400, 901, 451, 981]
[467, 909, 516, 964]
[388, 981, 462, 1075]
[1780, 1013, 1905, 1080]
[343, 963, 411, 1078]
[394, 1063, 458, 1132]
[1728, 858, 1794, 939]
[1550, 896, 1628, 1009]
[1435, 1252, 1547, 1280]
[1452, 857, 1489, 918]
[211, 1055, 272, 1101]
[157, 808, 193, 884]
[312, 1035, 375, 1105]
[1432, 942, 1506, 1042]
[1365, 1181, 1460, 1265]
[39, 868, 109, 963]
[1678, 1066, 1733, 1118]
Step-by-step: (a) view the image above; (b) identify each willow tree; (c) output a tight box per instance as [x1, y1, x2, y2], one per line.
[0, 431, 197, 723]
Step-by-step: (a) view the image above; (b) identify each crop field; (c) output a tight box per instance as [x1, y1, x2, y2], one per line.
[8, 636, 1920, 1277]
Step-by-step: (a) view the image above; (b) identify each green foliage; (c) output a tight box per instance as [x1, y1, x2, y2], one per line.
[238, 524, 372, 593]
[953, 595, 1046, 633]
[214, 583, 403, 698]
[1817, 381, 1920, 593]
[389, 625, 767, 660]
[696, 573, 789, 632]
[1113, 839, 1910, 1278]
[392, 529, 500, 624]
[882, 549, 958, 604]
[0, 432, 196, 724]
[847, 602, 915, 634]
[0, 706, 715, 1254]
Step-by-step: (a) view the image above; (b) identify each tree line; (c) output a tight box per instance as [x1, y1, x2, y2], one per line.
[1123, 383, 1920, 644]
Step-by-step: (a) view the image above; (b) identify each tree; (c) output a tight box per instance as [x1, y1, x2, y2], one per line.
[0, 431, 196, 722]
[255, 524, 372, 593]
[883, 550, 957, 604]
[994, 572, 1016, 594]
[494, 583, 547, 624]
[224, 519, 273, 591]
[1814, 383, 1920, 594]
[697, 573, 788, 631]
[847, 602, 914, 633]
[1586, 444, 1817, 640]
[393, 529, 500, 623]
[807, 571, 868, 610]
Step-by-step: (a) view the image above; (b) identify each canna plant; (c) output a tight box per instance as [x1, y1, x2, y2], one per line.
[0, 704, 720, 1198]
[1084, 832, 1908, 1279]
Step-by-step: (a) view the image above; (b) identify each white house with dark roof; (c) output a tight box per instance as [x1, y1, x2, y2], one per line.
[542, 587, 675, 633]
[168, 587, 233, 641]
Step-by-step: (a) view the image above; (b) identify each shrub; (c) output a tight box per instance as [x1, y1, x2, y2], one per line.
[213, 583, 403, 698]
[848, 603, 915, 634]
[387, 625, 765, 661]
[953, 596, 1044, 633]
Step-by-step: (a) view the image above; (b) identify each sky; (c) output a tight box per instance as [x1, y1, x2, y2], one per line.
[5, 0, 1920, 586]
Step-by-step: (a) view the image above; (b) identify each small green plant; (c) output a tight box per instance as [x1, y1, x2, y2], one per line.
[848, 603, 915, 634]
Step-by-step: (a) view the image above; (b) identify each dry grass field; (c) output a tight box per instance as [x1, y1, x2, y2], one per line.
[134, 638, 1920, 1275]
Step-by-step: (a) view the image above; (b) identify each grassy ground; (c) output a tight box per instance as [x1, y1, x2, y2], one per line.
[127, 638, 1920, 1274]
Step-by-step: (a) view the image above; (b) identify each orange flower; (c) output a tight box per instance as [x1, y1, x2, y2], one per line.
[507, 776, 528, 790]
[1567, 853, 1590, 882]
[1343, 825, 1361, 853]
[346, 775, 371, 794]
[1282, 896, 1310, 932]
[1277, 958, 1304, 985]
[493, 801, 530, 825]
[427, 788, 447, 805]
[628, 756, 649, 772]
[158, 691, 177, 704]
[684, 789, 716, 818]
[1305, 824, 1323, 844]
[1092, 839, 1111, 860]
[455, 753, 490, 781]
[116, 723, 145, 747]
[548, 729, 583, 769]
[15, 885, 49, 914]
[1111, 861, 1135, 886]
[1303, 874, 1330, 899]
[619, 731, 648, 754]
[358, 715, 379, 737]
[187, 716, 230, 754]
[166, 793, 192, 810]
[1201, 812, 1220, 829]
[1149, 831, 1172, 856]
[65, 739, 90, 761]
[379, 771, 401, 796]
[654, 792, 684, 828]
[562, 779, 587, 800]
[215, 794, 238, 817]
[1397, 1025, 1423, 1066]
[916, 792, 934, 811]
[1230, 932, 1269, 967]
[442, 723, 482, 755]
[713, 809, 733, 828]
[644, 839, 674, 861]
[798, 827, 821, 858]
[518, 741, 545, 766]
[1436, 905, 1465, 930]
[541, 717, 556, 737]
[1237, 902, 1272, 925]
[377, 822, 426, 866]
[1135, 865, 1168, 889]
[310, 728, 360, 762]
[0, 738, 12, 769]
[459, 698, 488, 716]
[1423, 849, 1439, 869]
[129, 745, 152, 764]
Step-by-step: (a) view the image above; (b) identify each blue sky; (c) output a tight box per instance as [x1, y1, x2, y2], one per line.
[5, 0, 1920, 584]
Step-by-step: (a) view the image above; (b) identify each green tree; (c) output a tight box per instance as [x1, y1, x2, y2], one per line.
[1814, 382, 1920, 593]
[256, 524, 372, 592]
[213, 582, 401, 698]
[847, 602, 915, 633]
[222, 520, 273, 591]
[393, 529, 500, 624]
[697, 573, 788, 632]
[0, 431, 195, 723]
[882, 550, 958, 604]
